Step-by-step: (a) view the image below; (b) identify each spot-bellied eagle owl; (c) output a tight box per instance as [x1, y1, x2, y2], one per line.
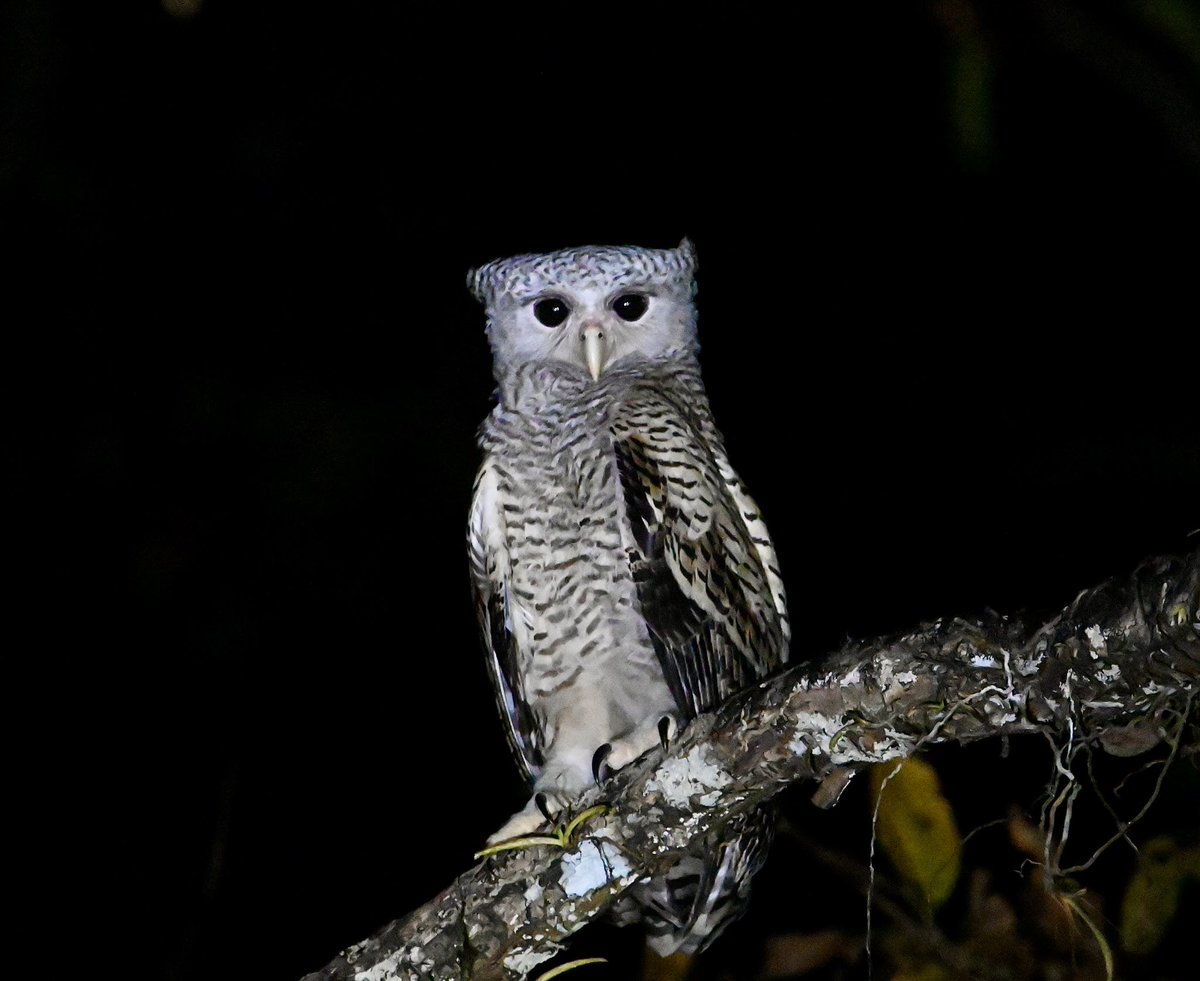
[466, 239, 789, 955]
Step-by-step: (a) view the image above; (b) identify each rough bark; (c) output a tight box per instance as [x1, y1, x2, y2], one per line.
[302, 551, 1198, 981]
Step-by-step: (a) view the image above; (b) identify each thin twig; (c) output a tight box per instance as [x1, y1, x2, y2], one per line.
[1058, 693, 1193, 876]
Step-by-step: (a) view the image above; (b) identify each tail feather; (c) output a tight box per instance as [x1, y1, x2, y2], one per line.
[611, 804, 775, 956]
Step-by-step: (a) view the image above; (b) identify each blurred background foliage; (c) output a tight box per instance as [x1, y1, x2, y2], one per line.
[4, 1, 1197, 979]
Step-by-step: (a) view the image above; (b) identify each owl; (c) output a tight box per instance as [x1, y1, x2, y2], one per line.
[467, 239, 789, 955]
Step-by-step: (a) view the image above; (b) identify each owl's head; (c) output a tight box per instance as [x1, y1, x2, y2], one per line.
[468, 239, 698, 381]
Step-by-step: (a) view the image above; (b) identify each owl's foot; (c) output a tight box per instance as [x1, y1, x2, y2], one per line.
[476, 795, 609, 859]
[483, 791, 563, 845]
[593, 713, 681, 782]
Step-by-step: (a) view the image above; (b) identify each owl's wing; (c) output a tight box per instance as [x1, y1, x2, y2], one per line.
[611, 391, 789, 719]
[468, 460, 543, 785]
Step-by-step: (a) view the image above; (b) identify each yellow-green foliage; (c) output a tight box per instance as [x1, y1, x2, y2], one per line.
[1120, 835, 1200, 955]
[892, 964, 955, 981]
[870, 758, 962, 910]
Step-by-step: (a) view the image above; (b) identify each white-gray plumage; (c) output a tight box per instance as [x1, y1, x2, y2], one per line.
[467, 239, 789, 954]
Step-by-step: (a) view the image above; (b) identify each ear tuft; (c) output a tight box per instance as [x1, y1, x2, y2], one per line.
[677, 238, 698, 295]
[467, 264, 494, 305]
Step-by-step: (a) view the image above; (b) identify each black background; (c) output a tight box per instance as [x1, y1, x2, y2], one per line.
[6, 2, 1198, 979]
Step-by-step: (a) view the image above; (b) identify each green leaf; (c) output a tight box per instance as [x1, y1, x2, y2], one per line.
[1120, 836, 1200, 955]
[870, 758, 962, 910]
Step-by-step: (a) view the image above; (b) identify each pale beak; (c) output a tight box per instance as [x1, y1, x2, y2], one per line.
[581, 322, 607, 381]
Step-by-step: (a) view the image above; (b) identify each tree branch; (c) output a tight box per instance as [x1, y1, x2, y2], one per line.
[302, 550, 1198, 981]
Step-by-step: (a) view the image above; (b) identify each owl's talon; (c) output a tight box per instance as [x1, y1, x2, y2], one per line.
[535, 791, 557, 825]
[658, 716, 673, 752]
[592, 743, 613, 783]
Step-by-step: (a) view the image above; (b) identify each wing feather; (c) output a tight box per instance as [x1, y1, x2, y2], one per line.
[612, 391, 788, 719]
[468, 461, 544, 783]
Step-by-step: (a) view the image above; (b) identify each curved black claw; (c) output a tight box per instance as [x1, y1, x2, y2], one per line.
[658, 716, 673, 752]
[535, 792, 556, 825]
[592, 743, 613, 783]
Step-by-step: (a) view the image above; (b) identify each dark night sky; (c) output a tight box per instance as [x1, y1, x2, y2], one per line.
[6, 3, 1198, 979]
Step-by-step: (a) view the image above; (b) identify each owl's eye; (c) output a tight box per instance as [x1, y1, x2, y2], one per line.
[613, 293, 649, 322]
[533, 297, 571, 328]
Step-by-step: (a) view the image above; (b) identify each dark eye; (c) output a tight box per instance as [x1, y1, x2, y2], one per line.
[533, 297, 571, 328]
[613, 293, 648, 322]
